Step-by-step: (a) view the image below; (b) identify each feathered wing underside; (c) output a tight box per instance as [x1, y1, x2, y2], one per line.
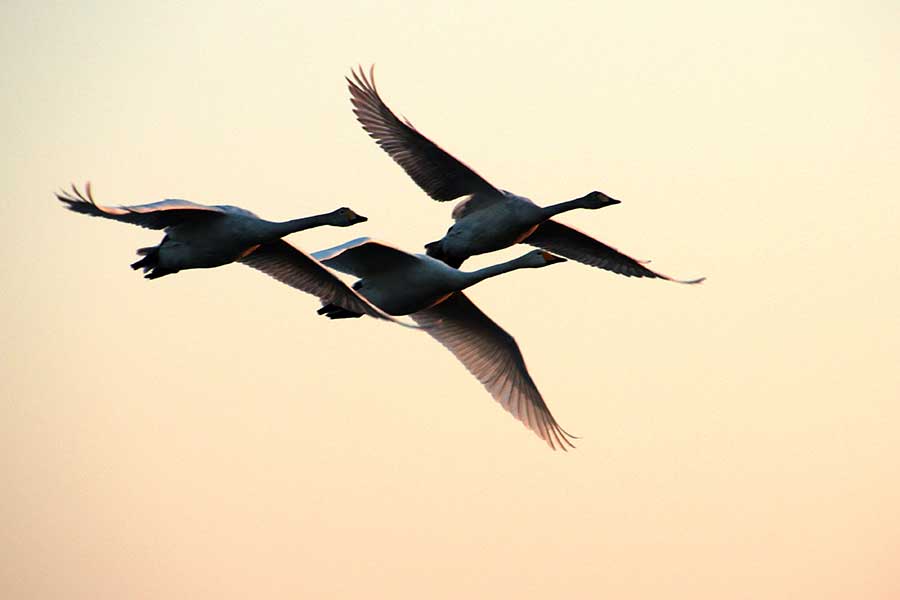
[348, 66, 501, 202]
[410, 293, 575, 450]
[312, 237, 421, 279]
[524, 220, 705, 283]
[238, 240, 408, 325]
[57, 183, 226, 230]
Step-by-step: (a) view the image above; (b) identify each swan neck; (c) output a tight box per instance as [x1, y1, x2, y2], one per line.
[462, 255, 533, 287]
[541, 198, 585, 218]
[270, 213, 331, 236]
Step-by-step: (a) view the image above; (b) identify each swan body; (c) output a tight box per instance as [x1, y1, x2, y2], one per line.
[313, 237, 566, 316]
[437, 191, 618, 263]
[348, 66, 703, 283]
[440, 192, 544, 258]
[352, 256, 465, 316]
[310, 237, 574, 450]
[58, 183, 403, 324]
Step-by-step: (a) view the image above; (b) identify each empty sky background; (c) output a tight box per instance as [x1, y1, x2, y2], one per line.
[3, 1, 899, 598]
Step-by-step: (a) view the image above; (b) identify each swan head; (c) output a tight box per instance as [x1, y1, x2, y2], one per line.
[521, 249, 567, 267]
[579, 190, 621, 209]
[332, 207, 368, 226]
[538, 250, 567, 265]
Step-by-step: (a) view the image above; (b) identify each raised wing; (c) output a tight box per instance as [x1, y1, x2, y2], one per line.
[348, 66, 502, 202]
[238, 240, 410, 325]
[57, 183, 226, 230]
[312, 237, 421, 279]
[411, 293, 575, 450]
[524, 220, 705, 283]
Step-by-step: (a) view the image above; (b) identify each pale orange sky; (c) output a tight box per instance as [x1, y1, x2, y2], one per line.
[3, 1, 899, 599]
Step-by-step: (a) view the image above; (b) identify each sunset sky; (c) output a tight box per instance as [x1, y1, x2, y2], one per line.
[3, 1, 899, 598]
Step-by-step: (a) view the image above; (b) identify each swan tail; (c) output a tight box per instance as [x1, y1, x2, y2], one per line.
[424, 240, 464, 269]
[317, 303, 364, 320]
[130, 246, 159, 272]
[424, 239, 444, 259]
[130, 245, 177, 279]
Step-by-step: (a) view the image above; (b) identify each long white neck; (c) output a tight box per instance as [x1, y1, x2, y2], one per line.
[459, 253, 546, 289]
[540, 196, 591, 219]
[266, 212, 337, 238]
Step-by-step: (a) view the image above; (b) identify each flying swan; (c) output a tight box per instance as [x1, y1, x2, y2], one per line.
[277, 236, 575, 450]
[57, 183, 400, 323]
[347, 66, 703, 283]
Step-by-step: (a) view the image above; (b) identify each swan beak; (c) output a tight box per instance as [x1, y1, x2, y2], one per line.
[349, 213, 368, 225]
[584, 191, 621, 208]
[540, 251, 567, 264]
[599, 195, 621, 208]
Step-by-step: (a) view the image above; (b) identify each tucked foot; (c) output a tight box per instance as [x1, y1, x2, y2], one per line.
[317, 303, 364, 319]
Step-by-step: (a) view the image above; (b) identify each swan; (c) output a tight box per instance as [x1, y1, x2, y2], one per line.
[266, 236, 574, 450]
[57, 183, 401, 323]
[348, 66, 704, 283]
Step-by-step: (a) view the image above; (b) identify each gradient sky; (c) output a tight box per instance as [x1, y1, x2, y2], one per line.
[3, 1, 899, 598]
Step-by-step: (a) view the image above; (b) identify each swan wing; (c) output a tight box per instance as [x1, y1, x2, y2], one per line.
[57, 183, 227, 230]
[238, 240, 406, 324]
[348, 66, 502, 202]
[410, 293, 575, 450]
[524, 220, 705, 284]
[312, 237, 421, 279]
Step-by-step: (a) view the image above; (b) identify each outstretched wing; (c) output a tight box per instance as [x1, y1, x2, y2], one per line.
[57, 183, 227, 230]
[524, 220, 705, 283]
[312, 237, 422, 279]
[410, 293, 575, 451]
[239, 239, 409, 325]
[348, 66, 502, 202]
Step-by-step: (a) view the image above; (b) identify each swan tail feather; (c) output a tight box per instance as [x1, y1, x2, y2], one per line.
[317, 303, 364, 320]
[424, 240, 464, 269]
[130, 245, 176, 279]
[130, 246, 159, 272]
